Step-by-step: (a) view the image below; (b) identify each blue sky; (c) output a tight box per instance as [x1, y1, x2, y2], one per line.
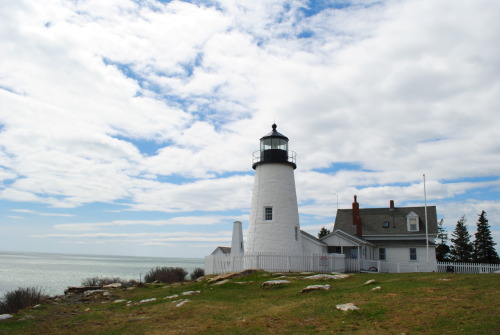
[1, 0, 499, 258]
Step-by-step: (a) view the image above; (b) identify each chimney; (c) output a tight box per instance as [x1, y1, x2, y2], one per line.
[390, 200, 394, 210]
[231, 221, 244, 255]
[352, 195, 362, 237]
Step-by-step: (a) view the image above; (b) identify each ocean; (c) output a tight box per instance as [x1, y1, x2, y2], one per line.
[0, 251, 204, 297]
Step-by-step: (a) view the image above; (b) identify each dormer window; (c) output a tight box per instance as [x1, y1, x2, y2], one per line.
[406, 211, 419, 231]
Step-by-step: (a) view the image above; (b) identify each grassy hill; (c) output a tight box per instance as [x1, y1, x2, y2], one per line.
[0, 271, 498, 334]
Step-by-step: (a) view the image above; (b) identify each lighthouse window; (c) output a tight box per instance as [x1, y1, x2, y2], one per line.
[261, 138, 287, 151]
[264, 207, 273, 221]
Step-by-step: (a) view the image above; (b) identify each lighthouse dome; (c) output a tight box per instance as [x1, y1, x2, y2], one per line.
[252, 124, 296, 169]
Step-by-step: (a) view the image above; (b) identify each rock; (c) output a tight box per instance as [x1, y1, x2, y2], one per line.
[103, 291, 111, 296]
[65, 286, 101, 294]
[212, 279, 230, 286]
[103, 283, 122, 289]
[0, 314, 13, 321]
[300, 284, 331, 293]
[371, 286, 381, 291]
[262, 280, 291, 286]
[84, 290, 106, 297]
[113, 299, 127, 303]
[208, 269, 258, 283]
[175, 299, 190, 307]
[164, 294, 179, 299]
[336, 303, 359, 311]
[181, 290, 201, 296]
[139, 298, 156, 304]
[303, 274, 349, 280]
[364, 279, 376, 285]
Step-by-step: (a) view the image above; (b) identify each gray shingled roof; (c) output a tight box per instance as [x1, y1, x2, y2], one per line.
[334, 206, 438, 236]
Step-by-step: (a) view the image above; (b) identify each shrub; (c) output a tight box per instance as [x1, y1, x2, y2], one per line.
[81, 277, 122, 286]
[0, 287, 46, 314]
[144, 266, 187, 284]
[190, 267, 205, 281]
[81, 277, 138, 287]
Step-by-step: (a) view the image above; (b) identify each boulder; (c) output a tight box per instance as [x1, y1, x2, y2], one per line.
[139, 298, 156, 304]
[300, 284, 331, 293]
[181, 290, 201, 296]
[65, 286, 101, 294]
[371, 286, 381, 291]
[103, 283, 122, 289]
[364, 279, 376, 285]
[261, 280, 291, 286]
[336, 303, 359, 311]
[0, 314, 13, 321]
[208, 269, 258, 283]
[175, 299, 189, 307]
[303, 274, 349, 280]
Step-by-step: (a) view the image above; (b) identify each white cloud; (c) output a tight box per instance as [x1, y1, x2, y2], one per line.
[1, 0, 499, 256]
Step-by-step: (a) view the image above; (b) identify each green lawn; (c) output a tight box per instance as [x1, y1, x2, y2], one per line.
[1, 272, 498, 335]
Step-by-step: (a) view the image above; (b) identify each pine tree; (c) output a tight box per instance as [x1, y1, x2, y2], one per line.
[435, 218, 451, 262]
[450, 215, 473, 262]
[472, 211, 500, 264]
[318, 226, 331, 238]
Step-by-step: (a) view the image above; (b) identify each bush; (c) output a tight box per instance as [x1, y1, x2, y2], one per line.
[190, 267, 205, 281]
[81, 277, 122, 286]
[81, 277, 138, 287]
[0, 287, 46, 314]
[144, 266, 187, 284]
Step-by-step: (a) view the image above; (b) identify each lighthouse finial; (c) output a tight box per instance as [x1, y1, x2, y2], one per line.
[272, 123, 277, 131]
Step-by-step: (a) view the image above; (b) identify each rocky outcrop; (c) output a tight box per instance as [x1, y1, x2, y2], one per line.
[300, 285, 331, 293]
[207, 269, 258, 283]
[261, 280, 291, 286]
[336, 303, 359, 311]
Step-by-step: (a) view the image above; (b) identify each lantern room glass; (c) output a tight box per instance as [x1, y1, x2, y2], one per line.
[261, 138, 288, 151]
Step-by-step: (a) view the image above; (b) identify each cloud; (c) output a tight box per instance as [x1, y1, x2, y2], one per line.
[54, 215, 238, 231]
[11, 209, 74, 217]
[1, 0, 499, 256]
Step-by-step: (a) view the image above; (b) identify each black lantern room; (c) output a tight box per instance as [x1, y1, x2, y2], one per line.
[252, 124, 296, 170]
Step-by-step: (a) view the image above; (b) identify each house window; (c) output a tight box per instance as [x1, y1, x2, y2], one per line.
[379, 248, 386, 261]
[264, 207, 273, 221]
[410, 248, 417, 261]
[295, 227, 298, 241]
[383, 221, 389, 228]
[406, 212, 419, 231]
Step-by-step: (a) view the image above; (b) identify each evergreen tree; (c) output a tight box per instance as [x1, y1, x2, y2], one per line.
[435, 218, 451, 262]
[318, 226, 331, 238]
[472, 211, 500, 264]
[450, 215, 473, 262]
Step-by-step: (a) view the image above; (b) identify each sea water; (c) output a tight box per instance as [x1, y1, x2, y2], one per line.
[0, 251, 204, 297]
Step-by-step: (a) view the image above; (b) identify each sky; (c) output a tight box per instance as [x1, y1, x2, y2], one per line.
[1, 0, 499, 259]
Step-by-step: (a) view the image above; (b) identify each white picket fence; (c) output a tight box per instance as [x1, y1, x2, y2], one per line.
[345, 259, 437, 273]
[205, 253, 500, 275]
[204, 252, 345, 275]
[436, 261, 500, 274]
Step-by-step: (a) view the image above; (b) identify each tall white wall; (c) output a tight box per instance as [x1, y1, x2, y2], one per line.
[246, 163, 302, 254]
[231, 221, 244, 255]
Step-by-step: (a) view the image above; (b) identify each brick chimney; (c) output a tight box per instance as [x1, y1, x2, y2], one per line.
[390, 200, 394, 210]
[352, 195, 362, 237]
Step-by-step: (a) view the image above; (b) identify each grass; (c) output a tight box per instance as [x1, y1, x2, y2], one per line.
[0, 272, 498, 335]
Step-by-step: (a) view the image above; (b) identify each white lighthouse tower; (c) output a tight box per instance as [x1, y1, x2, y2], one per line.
[246, 124, 302, 254]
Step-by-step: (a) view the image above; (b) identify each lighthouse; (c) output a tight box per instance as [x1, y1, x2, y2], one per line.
[246, 124, 302, 254]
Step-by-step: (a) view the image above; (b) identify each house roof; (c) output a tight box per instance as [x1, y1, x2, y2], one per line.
[211, 246, 231, 255]
[321, 229, 375, 247]
[334, 206, 438, 237]
[301, 230, 328, 246]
